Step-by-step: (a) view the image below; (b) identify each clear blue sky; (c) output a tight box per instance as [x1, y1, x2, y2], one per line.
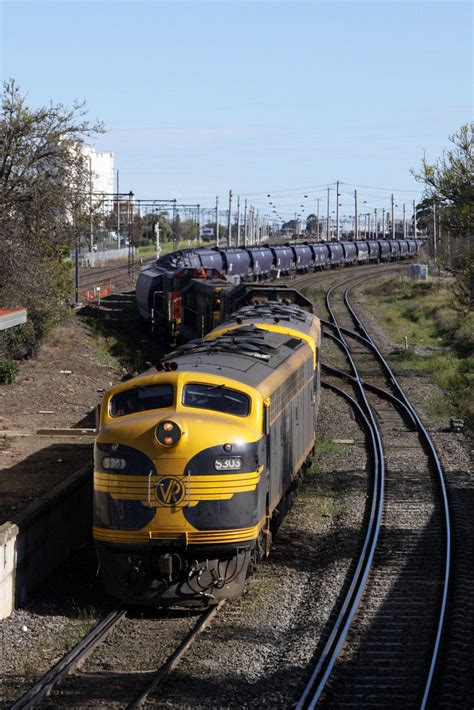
[1, 0, 472, 223]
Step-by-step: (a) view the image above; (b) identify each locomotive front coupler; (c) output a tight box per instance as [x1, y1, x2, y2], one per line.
[158, 553, 184, 582]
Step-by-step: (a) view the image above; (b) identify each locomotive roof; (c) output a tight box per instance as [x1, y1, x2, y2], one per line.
[163, 326, 312, 390]
[220, 301, 317, 339]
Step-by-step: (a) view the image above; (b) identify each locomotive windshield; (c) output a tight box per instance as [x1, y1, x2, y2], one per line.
[182, 383, 250, 417]
[110, 384, 174, 417]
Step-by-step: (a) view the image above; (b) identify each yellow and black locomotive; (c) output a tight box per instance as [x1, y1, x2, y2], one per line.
[94, 298, 321, 605]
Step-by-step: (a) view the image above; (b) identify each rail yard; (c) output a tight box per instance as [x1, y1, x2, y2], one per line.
[1, 3, 472, 706]
[1, 250, 472, 709]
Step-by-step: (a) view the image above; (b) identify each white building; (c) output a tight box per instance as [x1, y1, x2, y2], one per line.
[82, 145, 114, 197]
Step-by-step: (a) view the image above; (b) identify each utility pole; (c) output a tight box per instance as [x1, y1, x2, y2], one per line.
[374, 208, 378, 239]
[403, 203, 406, 238]
[316, 197, 320, 241]
[89, 155, 94, 252]
[438, 209, 442, 254]
[413, 199, 417, 238]
[227, 189, 232, 247]
[433, 201, 437, 260]
[236, 195, 241, 246]
[197, 204, 200, 244]
[244, 199, 248, 246]
[354, 190, 358, 241]
[74, 214, 80, 304]
[155, 220, 161, 257]
[116, 169, 120, 246]
[215, 196, 219, 246]
[391, 193, 395, 239]
[326, 187, 330, 240]
[336, 181, 340, 240]
[381, 208, 385, 238]
[127, 191, 134, 276]
[172, 198, 177, 244]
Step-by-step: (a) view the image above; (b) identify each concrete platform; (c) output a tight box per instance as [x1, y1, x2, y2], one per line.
[0, 464, 92, 619]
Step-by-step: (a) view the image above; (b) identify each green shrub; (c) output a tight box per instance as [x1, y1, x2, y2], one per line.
[0, 357, 19, 384]
[0, 321, 36, 360]
[452, 312, 474, 357]
[401, 304, 420, 323]
[433, 306, 458, 337]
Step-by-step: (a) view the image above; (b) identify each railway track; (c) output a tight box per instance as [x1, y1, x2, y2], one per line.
[77, 260, 151, 294]
[11, 602, 223, 708]
[297, 271, 451, 708]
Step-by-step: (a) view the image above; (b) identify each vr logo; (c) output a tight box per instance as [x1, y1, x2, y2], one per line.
[155, 476, 185, 506]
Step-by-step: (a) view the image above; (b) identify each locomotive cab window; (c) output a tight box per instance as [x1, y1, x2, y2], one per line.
[110, 384, 174, 417]
[182, 384, 250, 417]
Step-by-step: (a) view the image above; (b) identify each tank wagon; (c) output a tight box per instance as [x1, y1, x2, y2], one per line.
[94, 296, 321, 606]
[136, 239, 423, 341]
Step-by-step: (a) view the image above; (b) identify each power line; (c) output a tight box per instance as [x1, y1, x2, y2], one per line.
[342, 181, 423, 194]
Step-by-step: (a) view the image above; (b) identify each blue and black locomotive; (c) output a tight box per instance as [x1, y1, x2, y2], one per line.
[136, 238, 423, 342]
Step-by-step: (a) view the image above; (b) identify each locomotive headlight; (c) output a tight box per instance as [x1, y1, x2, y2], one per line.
[102, 456, 127, 471]
[214, 456, 243, 471]
[156, 420, 181, 447]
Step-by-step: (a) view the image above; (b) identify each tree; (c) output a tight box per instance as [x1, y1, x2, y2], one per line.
[0, 79, 103, 349]
[172, 213, 181, 242]
[306, 213, 318, 235]
[412, 123, 474, 239]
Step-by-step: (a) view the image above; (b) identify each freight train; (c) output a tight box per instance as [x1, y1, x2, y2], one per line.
[94, 292, 320, 606]
[136, 238, 423, 342]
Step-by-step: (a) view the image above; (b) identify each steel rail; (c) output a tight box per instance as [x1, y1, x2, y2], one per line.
[321, 355, 418, 430]
[297, 281, 386, 709]
[128, 601, 225, 709]
[11, 607, 126, 709]
[297, 379, 380, 710]
[343, 284, 452, 709]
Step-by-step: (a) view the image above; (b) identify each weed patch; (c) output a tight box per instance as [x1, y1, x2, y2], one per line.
[363, 276, 473, 426]
[315, 440, 346, 455]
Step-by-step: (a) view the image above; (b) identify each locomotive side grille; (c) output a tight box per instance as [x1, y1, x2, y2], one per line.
[270, 368, 306, 421]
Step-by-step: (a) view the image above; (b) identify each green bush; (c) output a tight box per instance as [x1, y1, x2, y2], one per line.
[432, 306, 458, 337]
[0, 320, 36, 360]
[0, 356, 19, 384]
[446, 356, 474, 427]
[401, 304, 420, 323]
[452, 312, 474, 357]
